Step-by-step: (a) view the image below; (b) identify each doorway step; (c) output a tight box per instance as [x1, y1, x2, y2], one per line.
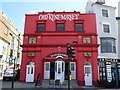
[41, 79, 78, 87]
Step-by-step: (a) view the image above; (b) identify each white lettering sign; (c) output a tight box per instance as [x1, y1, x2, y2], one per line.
[51, 54, 67, 57]
[38, 14, 79, 21]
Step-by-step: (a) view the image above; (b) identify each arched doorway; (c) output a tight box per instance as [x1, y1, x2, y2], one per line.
[26, 62, 35, 82]
[43, 53, 76, 80]
[55, 56, 65, 84]
[84, 62, 92, 86]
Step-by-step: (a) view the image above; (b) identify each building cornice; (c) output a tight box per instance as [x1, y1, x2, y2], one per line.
[23, 32, 98, 36]
[21, 44, 99, 47]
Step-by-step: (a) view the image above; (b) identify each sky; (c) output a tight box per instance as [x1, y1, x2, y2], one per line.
[0, 0, 119, 34]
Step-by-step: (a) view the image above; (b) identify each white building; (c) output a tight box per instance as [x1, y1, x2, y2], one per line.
[117, 1, 120, 58]
[86, 0, 120, 87]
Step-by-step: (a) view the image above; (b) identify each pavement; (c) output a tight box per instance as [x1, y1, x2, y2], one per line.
[0, 80, 120, 90]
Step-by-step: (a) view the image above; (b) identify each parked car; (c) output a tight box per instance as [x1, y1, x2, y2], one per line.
[3, 64, 19, 81]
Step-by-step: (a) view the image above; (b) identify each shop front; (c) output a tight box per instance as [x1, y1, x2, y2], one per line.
[98, 58, 120, 88]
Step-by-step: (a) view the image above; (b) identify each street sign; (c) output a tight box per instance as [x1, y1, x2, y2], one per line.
[8, 57, 13, 63]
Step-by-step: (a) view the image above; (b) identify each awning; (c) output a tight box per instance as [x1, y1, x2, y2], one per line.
[0, 55, 3, 58]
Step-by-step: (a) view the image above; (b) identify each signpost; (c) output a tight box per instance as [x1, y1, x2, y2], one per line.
[11, 57, 16, 89]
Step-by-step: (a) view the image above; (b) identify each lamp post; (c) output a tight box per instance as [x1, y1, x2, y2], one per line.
[11, 57, 16, 89]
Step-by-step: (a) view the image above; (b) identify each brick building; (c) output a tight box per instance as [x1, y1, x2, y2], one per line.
[20, 11, 99, 86]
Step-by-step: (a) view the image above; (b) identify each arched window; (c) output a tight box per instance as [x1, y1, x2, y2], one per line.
[84, 62, 91, 66]
[28, 62, 35, 65]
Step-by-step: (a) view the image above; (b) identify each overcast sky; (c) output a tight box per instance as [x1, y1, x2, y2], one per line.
[1, 0, 119, 34]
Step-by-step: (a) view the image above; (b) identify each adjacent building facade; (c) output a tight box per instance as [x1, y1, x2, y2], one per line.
[86, 0, 120, 87]
[20, 11, 99, 86]
[0, 11, 22, 79]
[117, 1, 120, 59]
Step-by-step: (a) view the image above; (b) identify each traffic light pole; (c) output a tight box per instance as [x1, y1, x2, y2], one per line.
[66, 43, 75, 90]
[68, 55, 71, 90]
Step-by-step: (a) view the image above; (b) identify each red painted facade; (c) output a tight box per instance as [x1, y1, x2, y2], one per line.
[20, 12, 99, 86]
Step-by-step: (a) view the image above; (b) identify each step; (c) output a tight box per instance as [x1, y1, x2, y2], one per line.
[42, 79, 78, 86]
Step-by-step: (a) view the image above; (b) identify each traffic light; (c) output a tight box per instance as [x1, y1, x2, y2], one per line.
[70, 47, 75, 59]
[66, 43, 75, 59]
[67, 46, 71, 55]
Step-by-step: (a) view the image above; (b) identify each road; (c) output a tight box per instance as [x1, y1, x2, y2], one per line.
[0, 80, 120, 90]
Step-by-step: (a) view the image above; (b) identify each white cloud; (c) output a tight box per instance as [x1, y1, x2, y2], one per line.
[27, 10, 38, 14]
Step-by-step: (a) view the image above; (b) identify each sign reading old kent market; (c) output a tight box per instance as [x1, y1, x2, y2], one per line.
[38, 14, 79, 21]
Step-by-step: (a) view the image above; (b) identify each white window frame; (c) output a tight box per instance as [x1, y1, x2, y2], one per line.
[103, 24, 110, 33]
[4, 27, 8, 35]
[102, 9, 109, 17]
[100, 37, 116, 53]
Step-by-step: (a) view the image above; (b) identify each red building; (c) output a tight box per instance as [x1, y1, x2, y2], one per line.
[20, 11, 99, 86]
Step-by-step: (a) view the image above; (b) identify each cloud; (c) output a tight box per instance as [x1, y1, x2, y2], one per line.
[27, 10, 38, 14]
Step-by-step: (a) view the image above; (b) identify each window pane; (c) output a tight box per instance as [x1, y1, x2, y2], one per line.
[31, 67, 33, 74]
[58, 63, 61, 74]
[102, 9, 108, 17]
[75, 23, 83, 31]
[28, 67, 30, 74]
[45, 63, 49, 71]
[71, 63, 74, 71]
[101, 38, 116, 53]
[37, 24, 45, 31]
[103, 24, 109, 33]
[85, 67, 90, 74]
[11, 37, 15, 49]
[99, 62, 105, 67]
[56, 23, 64, 31]
[4, 27, 8, 35]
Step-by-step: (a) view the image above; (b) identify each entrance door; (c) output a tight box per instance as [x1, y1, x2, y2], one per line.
[44, 62, 50, 79]
[55, 60, 65, 84]
[84, 62, 92, 86]
[70, 62, 76, 79]
[65, 62, 68, 80]
[50, 62, 55, 79]
[26, 62, 35, 82]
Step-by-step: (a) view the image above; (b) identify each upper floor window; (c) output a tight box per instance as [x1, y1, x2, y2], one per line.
[103, 24, 110, 33]
[4, 27, 8, 35]
[37, 24, 45, 31]
[2, 46, 6, 54]
[29, 38, 36, 44]
[101, 38, 116, 53]
[102, 9, 108, 17]
[56, 23, 64, 31]
[11, 36, 15, 49]
[83, 37, 91, 43]
[75, 23, 83, 31]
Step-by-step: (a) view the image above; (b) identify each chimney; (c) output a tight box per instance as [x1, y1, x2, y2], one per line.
[96, 0, 105, 4]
